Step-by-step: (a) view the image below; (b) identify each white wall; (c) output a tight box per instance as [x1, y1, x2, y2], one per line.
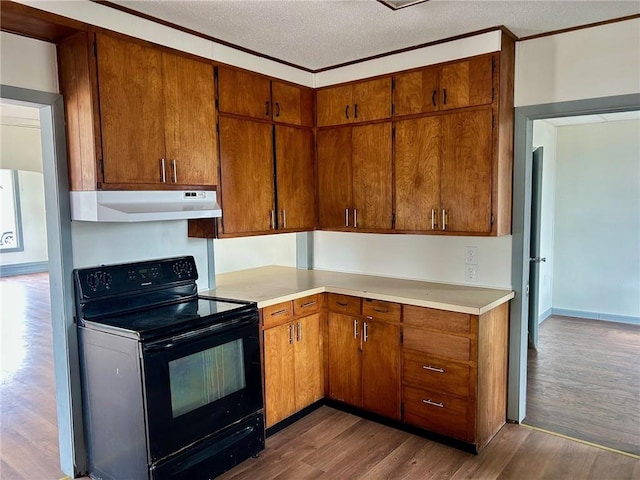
[515, 18, 640, 107]
[532, 121, 558, 320]
[553, 119, 640, 319]
[0, 171, 48, 266]
[314, 232, 512, 289]
[214, 233, 297, 275]
[0, 32, 59, 93]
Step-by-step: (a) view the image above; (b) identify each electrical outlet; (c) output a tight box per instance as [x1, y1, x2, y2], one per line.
[466, 246, 478, 265]
[465, 265, 478, 282]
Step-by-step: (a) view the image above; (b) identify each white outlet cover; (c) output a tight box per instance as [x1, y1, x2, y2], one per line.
[465, 265, 478, 282]
[465, 246, 478, 265]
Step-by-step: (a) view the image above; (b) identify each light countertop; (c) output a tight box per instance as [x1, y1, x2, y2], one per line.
[201, 266, 514, 315]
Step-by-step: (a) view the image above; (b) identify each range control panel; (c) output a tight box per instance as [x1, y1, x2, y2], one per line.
[74, 256, 198, 299]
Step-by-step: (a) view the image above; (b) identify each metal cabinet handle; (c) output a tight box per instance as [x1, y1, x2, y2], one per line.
[270, 210, 276, 229]
[443, 88, 447, 105]
[289, 324, 294, 344]
[441, 209, 447, 231]
[171, 159, 177, 183]
[354, 103, 358, 119]
[270, 309, 289, 316]
[431, 208, 437, 230]
[160, 158, 166, 182]
[345, 105, 350, 119]
[423, 399, 444, 408]
[281, 209, 287, 228]
[373, 307, 388, 314]
[353, 319, 359, 339]
[296, 322, 302, 342]
[275, 102, 281, 117]
[363, 322, 368, 343]
[432, 90, 437, 106]
[301, 301, 316, 308]
[422, 365, 445, 373]
[337, 301, 349, 307]
[345, 208, 350, 227]
[265, 101, 270, 117]
[354, 209, 358, 228]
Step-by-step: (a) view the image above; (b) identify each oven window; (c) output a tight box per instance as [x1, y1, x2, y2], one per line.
[169, 339, 246, 418]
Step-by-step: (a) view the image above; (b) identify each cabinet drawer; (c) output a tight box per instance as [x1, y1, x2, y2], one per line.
[327, 294, 361, 316]
[362, 299, 401, 323]
[402, 385, 474, 442]
[403, 305, 472, 335]
[403, 327, 472, 362]
[293, 294, 321, 316]
[262, 301, 294, 328]
[403, 350, 472, 398]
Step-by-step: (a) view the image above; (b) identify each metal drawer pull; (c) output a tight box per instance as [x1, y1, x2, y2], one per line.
[301, 301, 316, 308]
[296, 322, 302, 342]
[354, 209, 358, 228]
[353, 319, 359, 339]
[281, 209, 287, 228]
[270, 210, 276, 229]
[441, 209, 447, 231]
[171, 159, 177, 183]
[160, 158, 166, 182]
[337, 301, 349, 307]
[431, 208, 436, 230]
[289, 324, 294, 344]
[345, 208, 350, 227]
[363, 322, 368, 342]
[373, 307, 388, 313]
[423, 399, 444, 408]
[422, 365, 445, 373]
[271, 309, 289, 316]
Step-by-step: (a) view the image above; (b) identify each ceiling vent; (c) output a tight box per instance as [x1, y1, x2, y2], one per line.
[377, 0, 431, 10]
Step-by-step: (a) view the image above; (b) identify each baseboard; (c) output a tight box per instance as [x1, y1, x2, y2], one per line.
[551, 308, 640, 326]
[0, 261, 49, 277]
[538, 308, 553, 324]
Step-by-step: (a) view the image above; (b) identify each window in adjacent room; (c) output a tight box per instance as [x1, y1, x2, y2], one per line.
[0, 169, 24, 252]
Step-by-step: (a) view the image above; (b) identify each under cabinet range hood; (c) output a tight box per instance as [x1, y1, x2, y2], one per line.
[70, 190, 222, 222]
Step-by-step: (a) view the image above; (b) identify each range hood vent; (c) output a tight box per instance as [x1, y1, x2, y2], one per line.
[70, 190, 222, 222]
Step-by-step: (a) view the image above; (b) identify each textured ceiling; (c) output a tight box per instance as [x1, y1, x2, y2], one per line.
[110, 0, 640, 70]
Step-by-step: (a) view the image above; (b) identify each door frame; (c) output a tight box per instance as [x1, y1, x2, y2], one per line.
[0, 85, 86, 475]
[508, 93, 640, 422]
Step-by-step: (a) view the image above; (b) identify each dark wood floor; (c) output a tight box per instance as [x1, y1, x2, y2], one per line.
[1, 275, 638, 479]
[525, 315, 640, 456]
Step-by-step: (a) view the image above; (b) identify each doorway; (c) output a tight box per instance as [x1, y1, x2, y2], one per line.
[0, 85, 85, 477]
[510, 97, 640, 455]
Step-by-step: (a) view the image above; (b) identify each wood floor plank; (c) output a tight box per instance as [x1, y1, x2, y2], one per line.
[525, 315, 640, 455]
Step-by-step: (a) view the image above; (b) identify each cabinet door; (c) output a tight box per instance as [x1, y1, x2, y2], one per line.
[352, 123, 393, 230]
[293, 314, 324, 411]
[263, 323, 296, 428]
[218, 67, 272, 120]
[327, 313, 362, 407]
[441, 109, 493, 233]
[440, 56, 493, 111]
[316, 84, 353, 127]
[317, 127, 352, 229]
[362, 320, 400, 419]
[275, 126, 316, 230]
[394, 116, 441, 231]
[394, 67, 439, 116]
[353, 77, 392, 122]
[163, 53, 217, 187]
[96, 34, 165, 185]
[219, 117, 275, 234]
[272, 81, 314, 127]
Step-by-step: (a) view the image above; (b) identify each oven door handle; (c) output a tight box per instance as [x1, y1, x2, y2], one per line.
[144, 316, 256, 351]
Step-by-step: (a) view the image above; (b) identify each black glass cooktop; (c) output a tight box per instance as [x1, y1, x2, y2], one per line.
[81, 296, 255, 340]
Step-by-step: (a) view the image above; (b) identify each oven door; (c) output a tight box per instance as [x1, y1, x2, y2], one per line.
[142, 311, 262, 462]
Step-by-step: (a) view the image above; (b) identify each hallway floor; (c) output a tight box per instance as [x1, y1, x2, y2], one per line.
[525, 315, 640, 456]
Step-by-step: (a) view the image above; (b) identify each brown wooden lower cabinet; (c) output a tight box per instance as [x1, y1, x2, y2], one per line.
[263, 302, 323, 428]
[262, 293, 508, 451]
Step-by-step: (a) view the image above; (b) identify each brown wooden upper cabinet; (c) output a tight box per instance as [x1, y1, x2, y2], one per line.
[394, 55, 494, 116]
[316, 77, 392, 127]
[395, 108, 493, 234]
[217, 66, 314, 127]
[58, 32, 217, 190]
[317, 123, 393, 231]
[217, 117, 315, 236]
